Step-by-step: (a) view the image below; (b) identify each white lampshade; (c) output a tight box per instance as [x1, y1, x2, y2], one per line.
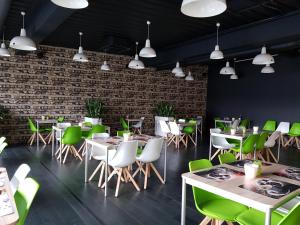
[128, 54, 145, 69]
[253, 46, 275, 65]
[139, 39, 156, 58]
[0, 43, 10, 57]
[220, 61, 235, 75]
[100, 60, 110, 71]
[175, 71, 185, 78]
[73, 46, 88, 62]
[172, 62, 183, 74]
[230, 73, 238, 80]
[261, 64, 275, 74]
[210, 45, 224, 59]
[181, 0, 227, 18]
[51, 0, 88, 9]
[185, 71, 194, 81]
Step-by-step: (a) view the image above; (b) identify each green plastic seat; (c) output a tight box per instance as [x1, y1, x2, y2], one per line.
[120, 117, 129, 130]
[215, 117, 226, 130]
[218, 152, 237, 164]
[239, 119, 250, 129]
[62, 126, 82, 145]
[256, 132, 269, 150]
[83, 122, 92, 127]
[86, 124, 106, 139]
[263, 120, 277, 132]
[117, 130, 130, 137]
[28, 118, 38, 133]
[287, 123, 300, 137]
[57, 116, 64, 123]
[14, 177, 40, 225]
[236, 203, 300, 225]
[230, 134, 259, 156]
[183, 126, 194, 135]
[189, 159, 248, 222]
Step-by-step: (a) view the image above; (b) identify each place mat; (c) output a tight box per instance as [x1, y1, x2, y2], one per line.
[239, 178, 300, 199]
[229, 160, 272, 168]
[273, 167, 300, 181]
[195, 167, 244, 182]
[0, 190, 13, 217]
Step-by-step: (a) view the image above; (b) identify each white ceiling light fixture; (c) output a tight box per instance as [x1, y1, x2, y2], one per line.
[129, 42, 145, 69]
[185, 71, 194, 81]
[210, 22, 224, 60]
[252, 46, 275, 65]
[100, 50, 110, 71]
[181, 0, 227, 18]
[230, 59, 238, 79]
[10, 12, 36, 51]
[172, 61, 183, 74]
[261, 64, 275, 74]
[51, 0, 88, 9]
[0, 31, 10, 57]
[220, 61, 235, 75]
[73, 32, 88, 62]
[139, 21, 156, 58]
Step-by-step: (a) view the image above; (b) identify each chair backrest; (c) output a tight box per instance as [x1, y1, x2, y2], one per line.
[159, 120, 171, 136]
[10, 164, 31, 195]
[0, 136, 6, 146]
[28, 118, 37, 132]
[57, 116, 64, 123]
[109, 141, 138, 168]
[262, 120, 277, 132]
[210, 128, 231, 148]
[57, 122, 71, 129]
[239, 119, 250, 129]
[256, 132, 269, 151]
[137, 138, 164, 162]
[189, 159, 212, 172]
[133, 117, 145, 128]
[210, 128, 221, 134]
[276, 122, 290, 134]
[242, 134, 259, 154]
[278, 202, 300, 225]
[218, 153, 236, 164]
[169, 122, 181, 135]
[264, 131, 281, 148]
[0, 142, 8, 154]
[92, 133, 110, 139]
[116, 130, 130, 137]
[87, 124, 106, 139]
[62, 126, 82, 145]
[231, 119, 240, 129]
[14, 177, 40, 225]
[289, 123, 300, 136]
[120, 117, 129, 130]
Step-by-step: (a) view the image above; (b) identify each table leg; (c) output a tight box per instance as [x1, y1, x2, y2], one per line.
[37, 122, 39, 149]
[59, 131, 62, 164]
[195, 124, 198, 148]
[181, 178, 186, 225]
[209, 134, 212, 160]
[105, 148, 108, 197]
[51, 129, 54, 157]
[200, 120, 203, 140]
[277, 135, 281, 162]
[164, 140, 167, 182]
[265, 208, 271, 225]
[85, 142, 88, 183]
[240, 138, 243, 160]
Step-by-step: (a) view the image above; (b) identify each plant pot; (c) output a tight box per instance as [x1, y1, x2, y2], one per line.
[154, 116, 174, 137]
[84, 117, 102, 125]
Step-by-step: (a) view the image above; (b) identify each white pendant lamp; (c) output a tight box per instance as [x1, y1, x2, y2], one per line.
[185, 71, 194, 81]
[139, 21, 156, 58]
[230, 73, 238, 79]
[210, 22, 224, 60]
[0, 31, 10, 57]
[129, 42, 145, 69]
[261, 64, 275, 74]
[73, 32, 88, 62]
[252, 46, 275, 65]
[100, 61, 110, 71]
[172, 62, 183, 74]
[51, 0, 88, 9]
[10, 12, 36, 51]
[181, 0, 227, 18]
[220, 61, 235, 75]
[175, 70, 185, 78]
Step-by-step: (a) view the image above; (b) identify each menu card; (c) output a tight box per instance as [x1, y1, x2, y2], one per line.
[195, 167, 244, 182]
[0, 190, 13, 216]
[229, 160, 272, 168]
[273, 167, 300, 181]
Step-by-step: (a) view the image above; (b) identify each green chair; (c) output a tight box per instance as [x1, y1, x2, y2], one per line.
[263, 120, 276, 132]
[239, 119, 250, 129]
[57, 116, 64, 123]
[189, 159, 248, 225]
[27, 118, 47, 146]
[218, 152, 237, 164]
[58, 126, 82, 164]
[183, 120, 197, 147]
[284, 123, 300, 149]
[14, 177, 40, 225]
[236, 202, 300, 225]
[215, 117, 226, 130]
[120, 117, 129, 130]
[255, 132, 269, 162]
[117, 130, 130, 137]
[230, 134, 259, 159]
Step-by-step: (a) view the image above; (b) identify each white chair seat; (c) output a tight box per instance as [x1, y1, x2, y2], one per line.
[92, 150, 116, 161]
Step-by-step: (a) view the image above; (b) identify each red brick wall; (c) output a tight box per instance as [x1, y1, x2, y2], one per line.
[0, 45, 208, 144]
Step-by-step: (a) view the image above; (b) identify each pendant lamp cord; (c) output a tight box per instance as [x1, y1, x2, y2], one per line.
[135, 42, 138, 54]
[79, 32, 82, 46]
[216, 23, 220, 45]
[147, 21, 150, 39]
[21, 12, 25, 29]
[2, 31, 4, 43]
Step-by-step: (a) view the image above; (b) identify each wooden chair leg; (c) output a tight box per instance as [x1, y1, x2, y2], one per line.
[115, 169, 122, 197]
[38, 133, 47, 145]
[284, 137, 294, 147]
[63, 146, 70, 164]
[124, 168, 140, 192]
[226, 222, 234, 225]
[101, 169, 118, 188]
[89, 161, 104, 181]
[144, 163, 149, 189]
[30, 133, 36, 146]
[211, 149, 222, 160]
[71, 146, 83, 161]
[189, 135, 196, 146]
[98, 163, 105, 187]
[199, 216, 211, 225]
[150, 163, 165, 184]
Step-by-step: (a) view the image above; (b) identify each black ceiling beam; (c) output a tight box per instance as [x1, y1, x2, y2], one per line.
[151, 11, 300, 70]
[26, 1, 75, 43]
[0, 0, 12, 32]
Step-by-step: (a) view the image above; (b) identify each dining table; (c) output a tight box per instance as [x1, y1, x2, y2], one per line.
[84, 134, 167, 197]
[0, 168, 19, 225]
[181, 160, 300, 225]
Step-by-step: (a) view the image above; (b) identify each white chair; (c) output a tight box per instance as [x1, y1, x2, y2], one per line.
[132, 117, 145, 134]
[10, 164, 31, 195]
[169, 122, 186, 149]
[102, 141, 140, 197]
[0, 137, 6, 146]
[55, 123, 72, 156]
[276, 196, 300, 215]
[133, 138, 164, 189]
[210, 128, 235, 160]
[276, 122, 290, 147]
[231, 119, 240, 129]
[264, 131, 281, 163]
[159, 120, 172, 143]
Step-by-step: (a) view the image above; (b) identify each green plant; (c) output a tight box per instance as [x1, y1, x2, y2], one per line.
[85, 99, 104, 118]
[154, 102, 175, 117]
[0, 105, 9, 120]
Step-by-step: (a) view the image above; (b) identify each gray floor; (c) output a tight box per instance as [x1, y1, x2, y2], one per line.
[1, 139, 300, 225]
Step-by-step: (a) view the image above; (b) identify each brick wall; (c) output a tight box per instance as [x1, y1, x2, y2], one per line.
[0, 45, 208, 144]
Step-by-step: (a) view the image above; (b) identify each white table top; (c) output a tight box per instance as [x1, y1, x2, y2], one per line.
[36, 119, 57, 124]
[182, 162, 300, 211]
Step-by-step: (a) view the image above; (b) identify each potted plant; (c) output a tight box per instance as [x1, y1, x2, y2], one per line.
[84, 99, 104, 125]
[154, 102, 175, 136]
